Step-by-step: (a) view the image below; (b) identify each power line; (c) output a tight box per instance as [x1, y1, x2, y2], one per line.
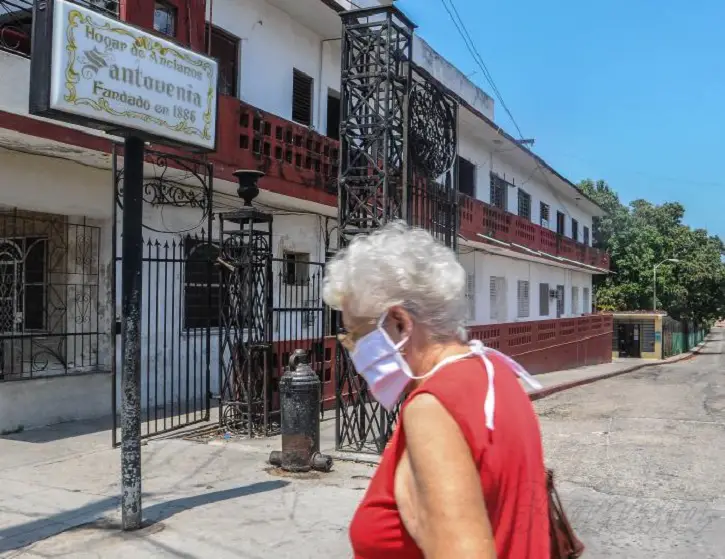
[438, 0, 525, 140]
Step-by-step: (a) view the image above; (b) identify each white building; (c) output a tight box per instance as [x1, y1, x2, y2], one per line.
[0, 0, 609, 434]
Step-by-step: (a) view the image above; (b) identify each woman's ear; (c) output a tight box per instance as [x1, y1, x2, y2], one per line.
[388, 305, 413, 339]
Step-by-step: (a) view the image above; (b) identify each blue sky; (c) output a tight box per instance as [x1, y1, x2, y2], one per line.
[397, 0, 725, 239]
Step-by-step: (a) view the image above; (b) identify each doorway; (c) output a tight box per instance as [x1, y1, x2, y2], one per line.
[617, 323, 641, 358]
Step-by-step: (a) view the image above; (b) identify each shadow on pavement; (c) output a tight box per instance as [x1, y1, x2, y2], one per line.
[0, 415, 115, 444]
[0, 480, 288, 553]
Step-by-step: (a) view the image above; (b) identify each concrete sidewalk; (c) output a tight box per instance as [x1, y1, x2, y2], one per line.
[0, 423, 374, 558]
[0, 339, 710, 557]
[527, 336, 710, 401]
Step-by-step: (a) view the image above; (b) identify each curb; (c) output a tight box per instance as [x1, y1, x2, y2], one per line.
[529, 337, 710, 402]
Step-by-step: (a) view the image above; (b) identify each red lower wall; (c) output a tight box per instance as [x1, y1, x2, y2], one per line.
[468, 315, 614, 375]
[267, 314, 613, 412]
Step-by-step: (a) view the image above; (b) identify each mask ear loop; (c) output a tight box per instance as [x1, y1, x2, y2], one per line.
[378, 312, 482, 382]
[481, 353, 496, 443]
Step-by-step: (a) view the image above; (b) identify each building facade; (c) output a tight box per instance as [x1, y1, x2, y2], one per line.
[0, 0, 611, 434]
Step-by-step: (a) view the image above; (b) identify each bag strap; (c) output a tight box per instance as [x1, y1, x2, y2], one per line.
[547, 469, 585, 558]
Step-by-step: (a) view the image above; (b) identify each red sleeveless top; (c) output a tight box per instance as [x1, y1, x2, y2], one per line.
[349, 352, 550, 559]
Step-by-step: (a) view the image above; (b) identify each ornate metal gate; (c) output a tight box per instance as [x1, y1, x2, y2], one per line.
[111, 146, 215, 445]
[216, 201, 329, 437]
[335, 5, 459, 453]
[217, 205, 274, 437]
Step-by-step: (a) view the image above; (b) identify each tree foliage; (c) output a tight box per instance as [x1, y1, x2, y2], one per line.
[579, 179, 725, 324]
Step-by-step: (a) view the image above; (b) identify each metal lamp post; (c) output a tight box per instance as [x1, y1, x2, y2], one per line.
[653, 258, 680, 311]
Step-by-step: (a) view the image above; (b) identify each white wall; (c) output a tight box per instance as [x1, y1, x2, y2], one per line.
[209, 0, 343, 135]
[413, 36, 495, 121]
[0, 373, 111, 433]
[460, 251, 594, 325]
[0, 147, 328, 426]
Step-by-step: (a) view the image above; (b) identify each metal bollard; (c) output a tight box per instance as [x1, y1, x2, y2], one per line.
[269, 349, 333, 473]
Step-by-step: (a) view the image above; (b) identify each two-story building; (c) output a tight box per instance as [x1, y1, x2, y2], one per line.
[0, 0, 611, 435]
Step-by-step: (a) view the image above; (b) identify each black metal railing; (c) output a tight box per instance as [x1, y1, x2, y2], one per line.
[115, 233, 213, 439]
[0, 0, 119, 58]
[0, 210, 105, 381]
[271, 256, 328, 410]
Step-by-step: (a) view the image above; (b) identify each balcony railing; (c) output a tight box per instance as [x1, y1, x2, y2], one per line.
[458, 193, 610, 270]
[0, 0, 118, 58]
[214, 95, 339, 204]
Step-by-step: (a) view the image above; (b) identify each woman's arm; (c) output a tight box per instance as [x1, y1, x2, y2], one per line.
[395, 393, 496, 559]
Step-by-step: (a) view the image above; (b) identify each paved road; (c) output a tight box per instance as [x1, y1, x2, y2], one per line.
[536, 328, 725, 559]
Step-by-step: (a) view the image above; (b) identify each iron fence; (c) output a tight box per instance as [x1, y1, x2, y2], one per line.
[0, 0, 118, 58]
[0, 210, 104, 381]
[113, 232, 213, 441]
[271, 256, 328, 411]
[662, 317, 708, 358]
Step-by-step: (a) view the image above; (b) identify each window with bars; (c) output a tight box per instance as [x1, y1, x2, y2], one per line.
[572, 286, 580, 315]
[539, 283, 549, 316]
[205, 25, 240, 97]
[540, 202, 550, 228]
[583, 287, 591, 314]
[327, 90, 341, 140]
[184, 239, 221, 330]
[489, 276, 506, 321]
[518, 190, 531, 220]
[458, 157, 476, 197]
[572, 219, 579, 242]
[556, 284, 565, 317]
[0, 237, 47, 333]
[517, 280, 530, 318]
[556, 211, 566, 235]
[292, 69, 314, 126]
[283, 251, 310, 286]
[465, 273, 476, 321]
[153, 1, 177, 37]
[489, 173, 508, 211]
[583, 226, 590, 246]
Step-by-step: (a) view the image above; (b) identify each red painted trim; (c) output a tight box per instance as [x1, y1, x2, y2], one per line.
[0, 111, 113, 153]
[0, 110, 337, 206]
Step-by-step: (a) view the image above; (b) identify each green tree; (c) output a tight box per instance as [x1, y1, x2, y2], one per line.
[578, 179, 725, 324]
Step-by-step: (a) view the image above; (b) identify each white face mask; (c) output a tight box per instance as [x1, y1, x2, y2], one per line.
[349, 313, 413, 412]
[349, 313, 544, 425]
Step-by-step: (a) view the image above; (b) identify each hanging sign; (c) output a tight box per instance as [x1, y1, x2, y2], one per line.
[29, 0, 218, 151]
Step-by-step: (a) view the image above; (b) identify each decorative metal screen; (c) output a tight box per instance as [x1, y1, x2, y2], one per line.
[0, 211, 103, 381]
[334, 5, 460, 454]
[490, 276, 506, 321]
[539, 283, 550, 316]
[517, 280, 530, 318]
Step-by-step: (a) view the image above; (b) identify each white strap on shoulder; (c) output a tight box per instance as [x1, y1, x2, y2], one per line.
[469, 340, 543, 431]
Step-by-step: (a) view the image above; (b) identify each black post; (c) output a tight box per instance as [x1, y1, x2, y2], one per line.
[120, 136, 145, 531]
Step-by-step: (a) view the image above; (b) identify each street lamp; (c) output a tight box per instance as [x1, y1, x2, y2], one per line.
[653, 258, 680, 311]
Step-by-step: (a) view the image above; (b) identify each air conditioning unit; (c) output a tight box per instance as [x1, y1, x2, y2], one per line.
[549, 289, 558, 299]
[541, 219, 549, 228]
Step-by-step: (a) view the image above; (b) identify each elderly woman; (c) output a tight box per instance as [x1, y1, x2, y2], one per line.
[323, 221, 550, 559]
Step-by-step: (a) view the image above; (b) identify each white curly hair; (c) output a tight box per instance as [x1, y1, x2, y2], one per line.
[323, 221, 468, 342]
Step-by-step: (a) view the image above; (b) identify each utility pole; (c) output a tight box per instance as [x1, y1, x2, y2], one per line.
[653, 258, 680, 311]
[120, 136, 145, 530]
